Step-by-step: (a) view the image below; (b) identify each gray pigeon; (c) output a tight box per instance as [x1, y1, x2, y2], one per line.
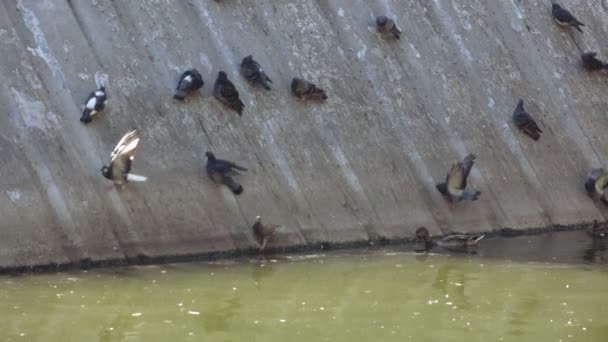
[552, 3, 585, 33]
[436, 154, 481, 202]
[376, 15, 401, 39]
[101, 129, 147, 187]
[582, 52, 608, 71]
[213, 71, 245, 115]
[513, 99, 542, 141]
[291, 77, 327, 101]
[585, 168, 608, 205]
[252, 215, 279, 252]
[205, 151, 247, 195]
[174, 69, 204, 100]
[241, 55, 272, 90]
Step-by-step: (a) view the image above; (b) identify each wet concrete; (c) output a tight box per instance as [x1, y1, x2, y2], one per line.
[1, 0, 608, 270]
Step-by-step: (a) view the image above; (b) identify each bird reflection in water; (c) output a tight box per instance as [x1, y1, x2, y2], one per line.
[583, 220, 608, 264]
[251, 257, 276, 290]
[201, 296, 241, 333]
[431, 264, 471, 310]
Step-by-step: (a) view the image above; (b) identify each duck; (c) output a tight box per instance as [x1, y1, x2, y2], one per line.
[252, 216, 279, 252]
[415, 227, 485, 252]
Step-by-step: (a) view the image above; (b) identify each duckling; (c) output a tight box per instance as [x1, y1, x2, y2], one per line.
[415, 227, 485, 252]
[587, 220, 608, 239]
[252, 216, 279, 252]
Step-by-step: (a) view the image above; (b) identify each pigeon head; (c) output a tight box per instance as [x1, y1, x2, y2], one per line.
[376, 15, 388, 26]
[100, 165, 111, 180]
[204, 151, 216, 160]
[243, 55, 253, 62]
[99, 85, 105, 92]
[436, 183, 448, 196]
[415, 227, 431, 242]
[218, 71, 227, 80]
[517, 98, 524, 109]
[552, 3, 561, 10]
[255, 215, 261, 223]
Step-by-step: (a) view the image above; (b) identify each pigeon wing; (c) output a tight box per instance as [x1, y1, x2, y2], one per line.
[595, 173, 608, 195]
[586, 168, 604, 195]
[447, 154, 476, 191]
[110, 129, 141, 163]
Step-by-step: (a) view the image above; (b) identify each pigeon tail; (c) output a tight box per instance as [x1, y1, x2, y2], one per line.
[126, 174, 148, 182]
[522, 128, 541, 141]
[260, 79, 272, 91]
[313, 88, 328, 100]
[232, 164, 248, 172]
[224, 176, 243, 195]
[80, 109, 93, 123]
[234, 101, 245, 116]
[173, 89, 187, 100]
[391, 26, 401, 39]
[463, 190, 481, 201]
[471, 234, 485, 243]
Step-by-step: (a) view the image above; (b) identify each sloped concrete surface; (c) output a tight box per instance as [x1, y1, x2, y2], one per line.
[1, 0, 608, 269]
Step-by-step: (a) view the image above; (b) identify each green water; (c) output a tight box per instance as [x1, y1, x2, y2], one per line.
[1, 251, 607, 342]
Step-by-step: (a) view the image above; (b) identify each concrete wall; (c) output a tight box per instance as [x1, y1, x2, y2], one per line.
[1, 0, 607, 269]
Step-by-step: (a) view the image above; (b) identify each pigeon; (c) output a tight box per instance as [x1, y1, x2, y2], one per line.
[80, 85, 107, 124]
[252, 215, 279, 252]
[436, 154, 481, 202]
[513, 99, 543, 141]
[585, 168, 608, 205]
[376, 15, 401, 39]
[241, 55, 272, 90]
[101, 129, 147, 187]
[582, 52, 608, 71]
[552, 3, 585, 33]
[415, 227, 484, 252]
[213, 71, 245, 115]
[174, 69, 204, 100]
[204, 151, 248, 195]
[291, 77, 328, 101]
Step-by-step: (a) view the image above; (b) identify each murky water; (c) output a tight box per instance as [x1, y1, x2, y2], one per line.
[1, 232, 607, 341]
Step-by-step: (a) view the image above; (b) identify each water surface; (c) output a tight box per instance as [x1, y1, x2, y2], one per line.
[1, 232, 607, 341]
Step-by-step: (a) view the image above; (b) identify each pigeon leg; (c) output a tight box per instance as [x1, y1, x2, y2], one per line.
[260, 238, 268, 253]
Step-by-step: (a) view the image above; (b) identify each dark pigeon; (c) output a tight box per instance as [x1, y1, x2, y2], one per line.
[241, 55, 272, 90]
[436, 154, 481, 203]
[376, 15, 401, 39]
[101, 129, 147, 187]
[80, 85, 107, 124]
[213, 71, 245, 115]
[174, 69, 204, 100]
[513, 99, 543, 141]
[291, 77, 328, 101]
[252, 215, 279, 252]
[582, 52, 608, 71]
[204, 151, 247, 195]
[552, 3, 585, 33]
